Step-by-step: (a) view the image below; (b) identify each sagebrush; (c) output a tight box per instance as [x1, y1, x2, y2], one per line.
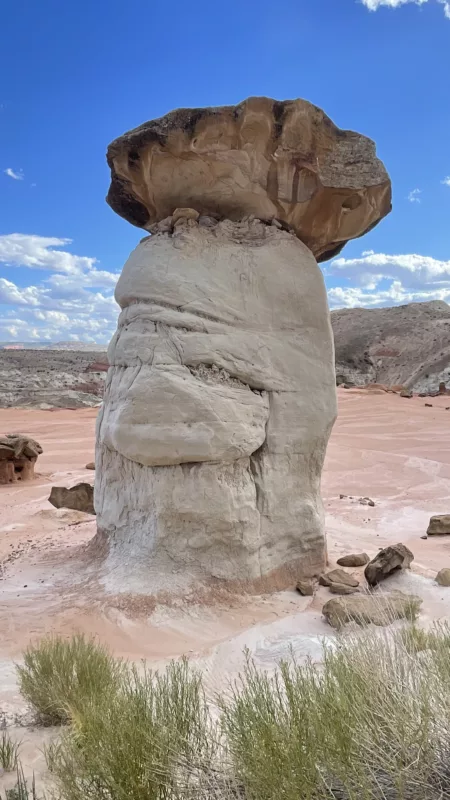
[16, 624, 450, 798]
[16, 633, 123, 725]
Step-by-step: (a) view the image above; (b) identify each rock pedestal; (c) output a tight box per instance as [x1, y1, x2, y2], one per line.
[0, 435, 43, 484]
[96, 97, 391, 593]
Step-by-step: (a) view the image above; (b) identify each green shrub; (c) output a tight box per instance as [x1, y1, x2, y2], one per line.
[0, 731, 20, 772]
[16, 634, 123, 725]
[47, 657, 215, 800]
[17, 624, 450, 799]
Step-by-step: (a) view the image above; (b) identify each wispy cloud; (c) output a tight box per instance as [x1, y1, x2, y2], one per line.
[408, 188, 421, 203]
[4, 168, 24, 181]
[441, 176, 450, 187]
[361, 0, 427, 9]
[438, 0, 450, 17]
[361, 0, 450, 17]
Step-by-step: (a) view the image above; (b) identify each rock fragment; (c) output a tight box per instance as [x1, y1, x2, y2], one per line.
[364, 543, 414, 586]
[49, 483, 95, 515]
[337, 553, 370, 567]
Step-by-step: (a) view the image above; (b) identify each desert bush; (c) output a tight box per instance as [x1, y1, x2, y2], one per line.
[0, 731, 20, 772]
[47, 657, 215, 800]
[16, 634, 123, 725]
[221, 628, 450, 799]
[17, 623, 450, 799]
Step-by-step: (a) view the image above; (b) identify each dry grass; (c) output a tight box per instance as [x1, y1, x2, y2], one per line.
[16, 634, 123, 725]
[15, 623, 450, 798]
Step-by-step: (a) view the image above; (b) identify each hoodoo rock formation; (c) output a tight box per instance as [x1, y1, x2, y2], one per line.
[96, 97, 391, 592]
[0, 434, 43, 484]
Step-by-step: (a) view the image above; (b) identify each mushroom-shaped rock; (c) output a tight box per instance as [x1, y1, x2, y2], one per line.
[96, 97, 391, 593]
[0, 434, 43, 484]
[106, 96, 391, 263]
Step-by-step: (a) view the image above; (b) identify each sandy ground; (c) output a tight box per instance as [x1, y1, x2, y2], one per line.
[1, 390, 450, 789]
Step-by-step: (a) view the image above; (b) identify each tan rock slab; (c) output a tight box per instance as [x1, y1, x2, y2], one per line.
[337, 553, 370, 567]
[322, 591, 422, 630]
[427, 515, 450, 535]
[106, 96, 391, 262]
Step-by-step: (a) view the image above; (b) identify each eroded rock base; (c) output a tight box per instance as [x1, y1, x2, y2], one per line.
[95, 217, 336, 592]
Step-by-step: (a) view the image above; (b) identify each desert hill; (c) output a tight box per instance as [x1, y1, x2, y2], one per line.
[332, 300, 450, 392]
[0, 349, 108, 409]
[1, 300, 449, 408]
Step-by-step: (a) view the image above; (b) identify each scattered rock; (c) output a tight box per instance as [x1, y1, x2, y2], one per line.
[364, 543, 414, 586]
[400, 388, 413, 398]
[337, 553, 370, 567]
[85, 462, 95, 470]
[296, 579, 314, 596]
[329, 583, 359, 595]
[48, 483, 95, 515]
[0, 434, 43, 484]
[427, 515, 450, 535]
[339, 493, 347, 499]
[425, 403, 433, 407]
[436, 568, 450, 587]
[359, 496, 375, 507]
[322, 591, 422, 630]
[420, 534, 428, 540]
[319, 568, 359, 588]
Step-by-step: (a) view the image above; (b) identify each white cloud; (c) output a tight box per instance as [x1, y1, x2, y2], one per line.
[438, 0, 450, 17]
[0, 234, 120, 343]
[361, 0, 450, 16]
[441, 176, 450, 186]
[327, 250, 450, 309]
[4, 168, 24, 181]
[361, 0, 427, 9]
[408, 188, 421, 203]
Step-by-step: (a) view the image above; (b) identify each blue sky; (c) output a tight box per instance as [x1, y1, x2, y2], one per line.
[1, 0, 449, 343]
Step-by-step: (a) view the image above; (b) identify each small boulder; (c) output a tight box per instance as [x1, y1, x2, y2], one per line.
[322, 591, 422, 630]
[329, 583, 359, 595]
[364, 543, 414, 587]
[49, 483, 95, 515]
[337, 553, 370, 567]
[400, 388, 413, 398]
[359, 496, 375, 507]
[296, 579, 314, 596]
[436, 568, 450, 587]
[425, 403, 433, 408]
[85, 462, 95, 470]
[319, 568, 359, 588]
[427, 515, 450, 535]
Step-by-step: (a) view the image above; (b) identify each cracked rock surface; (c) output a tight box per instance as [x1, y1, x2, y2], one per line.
[95, 216, 337, 591]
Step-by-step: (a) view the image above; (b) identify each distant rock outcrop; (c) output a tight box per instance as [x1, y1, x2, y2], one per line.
[0, 434, 43, 484]
[332, 301, 450, 393]
[0, 350, 108, 409]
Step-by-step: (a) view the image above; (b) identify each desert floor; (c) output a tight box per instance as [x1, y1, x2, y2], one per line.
[1, 389, 450, 788]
